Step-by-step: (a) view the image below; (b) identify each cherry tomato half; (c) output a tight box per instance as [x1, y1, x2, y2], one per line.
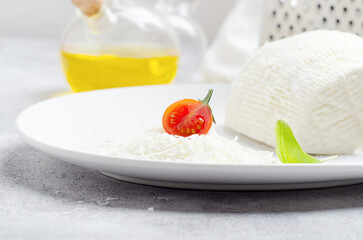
[162, 89, 216, 137]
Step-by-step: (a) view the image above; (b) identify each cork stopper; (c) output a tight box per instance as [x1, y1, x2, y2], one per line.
[72, 0, 103, 17]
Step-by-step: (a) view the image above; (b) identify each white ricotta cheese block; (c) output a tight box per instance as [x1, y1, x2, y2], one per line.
[226, 30, 363, 154]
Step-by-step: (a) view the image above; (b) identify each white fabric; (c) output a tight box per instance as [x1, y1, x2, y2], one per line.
[202, 0, 265, 83]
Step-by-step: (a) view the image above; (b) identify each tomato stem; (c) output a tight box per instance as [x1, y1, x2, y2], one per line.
[200, 89, 213, 105]
[199, 89, 216, 124]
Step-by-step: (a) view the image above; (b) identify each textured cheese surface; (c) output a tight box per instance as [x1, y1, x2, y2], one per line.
[83, 127, 279, 164]
[226, 30, 363, 154]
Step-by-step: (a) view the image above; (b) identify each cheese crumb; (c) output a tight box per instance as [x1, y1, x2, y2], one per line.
[84, 127, 279, 164]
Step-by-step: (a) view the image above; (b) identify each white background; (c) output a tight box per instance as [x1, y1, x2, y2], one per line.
[0, 0, 236, 43]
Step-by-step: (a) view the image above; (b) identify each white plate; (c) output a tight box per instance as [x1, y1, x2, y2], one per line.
[16, 84, 363, 190]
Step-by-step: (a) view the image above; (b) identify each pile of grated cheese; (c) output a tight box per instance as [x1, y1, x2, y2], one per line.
[88, 127, 279, 164]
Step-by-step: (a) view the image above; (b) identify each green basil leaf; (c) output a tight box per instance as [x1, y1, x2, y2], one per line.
[275, 120, 324, 164]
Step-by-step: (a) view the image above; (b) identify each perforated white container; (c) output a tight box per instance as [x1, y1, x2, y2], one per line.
[261, 0, 363, 43]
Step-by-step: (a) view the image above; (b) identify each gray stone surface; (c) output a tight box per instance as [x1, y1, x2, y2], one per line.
[1, 37, 363, 239]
